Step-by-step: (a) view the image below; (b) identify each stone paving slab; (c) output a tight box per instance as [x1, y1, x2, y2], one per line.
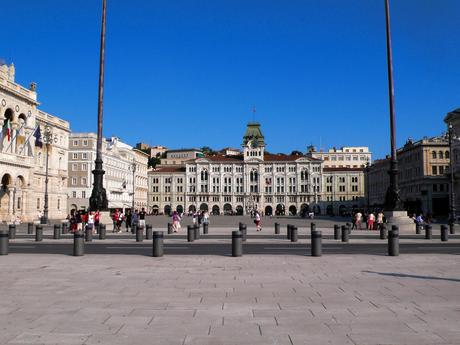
[1, 253, 460, 345]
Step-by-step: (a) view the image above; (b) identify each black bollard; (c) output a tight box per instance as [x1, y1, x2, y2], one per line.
[85, 226, 92, 242]
[8, 224, 16, 240]
[167, 223, 173, 234]
[28, 222, 34, 235]
[99, 224, 106, 240]
[187, 225, 195, 242]
[341, 225, 349, 242]
[287, 224, 292, 240]
[290, 226, 298, 242]
[203, 223, 209, 234]
[274, 222, 280, 234]
[449, 223, 455, 235]
[388, 226, 399, 256]
[310, 223, 316, 232]
[73, 231, 84, 256]
[232, 230, 243, 257]
[35, 225, 43, 242]
[0, 229, 8, 255]
[239, 223, 247, 242]
[311, 230, 322, 257]
[415, 223, 421, 235]
[62, 222, 68, 234]
[136, 226, 143, 242]
[333, 224, 340, 240]
[53, 224, 61, 240]
[441, 225, 448, 242]
[425, 224, 432, 240]
[152, 231, 164, 257]
[194, 225, 200, 240]
[379, 224, 387, 240]
[146, 224, 153, 240]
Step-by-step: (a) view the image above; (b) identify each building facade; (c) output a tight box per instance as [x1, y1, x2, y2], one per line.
[307, 146, 371, 168]
[322, 167, 366, 216]
[67, 133, 148, 212]
[149, 123, 324, 216]
[368, 136, 450, 216]
[0, 62, 70, 222]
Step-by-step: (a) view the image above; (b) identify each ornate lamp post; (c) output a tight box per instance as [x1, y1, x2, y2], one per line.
[89, 0, 108, 211]
[131, 159, 136, 211]
[383, 0, 403, 212]
[41, 125, 57, 224]
[448, 124, 456, 226]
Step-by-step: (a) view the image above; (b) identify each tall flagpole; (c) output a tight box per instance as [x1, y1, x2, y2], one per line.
[90, 0, 108, 211]
[384, 0, 402, 211]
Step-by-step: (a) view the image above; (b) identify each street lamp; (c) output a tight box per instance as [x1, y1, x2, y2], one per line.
[131, 159, 136, 211]
[41, 125, 57, 224]
[89, 0, 108, 211]
[383, 0, 403, 211]
[448, 124, 456, 227]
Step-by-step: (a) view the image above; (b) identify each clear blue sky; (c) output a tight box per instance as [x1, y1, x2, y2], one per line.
[2, 0, 460, 159]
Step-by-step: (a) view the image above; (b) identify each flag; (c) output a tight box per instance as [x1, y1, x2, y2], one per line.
[34, 126, 43, 148]
[2, 118, 11, 142]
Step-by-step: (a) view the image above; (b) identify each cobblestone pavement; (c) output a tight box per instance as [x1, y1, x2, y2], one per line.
[1, 251, 460, 345]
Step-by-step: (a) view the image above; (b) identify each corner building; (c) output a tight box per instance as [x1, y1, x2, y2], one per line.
[0, 63, 70, 222]
[149, 123, 323, 216]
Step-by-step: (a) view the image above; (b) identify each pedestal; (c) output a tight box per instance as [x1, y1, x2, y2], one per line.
[386, 210, 415, 233]
[99, 211, 113, 231]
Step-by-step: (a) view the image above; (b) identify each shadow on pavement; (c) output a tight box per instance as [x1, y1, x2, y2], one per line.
[362, 270, 460, 283]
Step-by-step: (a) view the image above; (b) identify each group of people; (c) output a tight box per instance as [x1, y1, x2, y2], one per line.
[112, 208, 147, 233]
[68, 210, 100, 233]
[351, 210, 385, 230]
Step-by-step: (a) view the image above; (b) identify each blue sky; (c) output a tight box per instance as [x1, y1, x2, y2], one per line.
[2, 0, 459, 159]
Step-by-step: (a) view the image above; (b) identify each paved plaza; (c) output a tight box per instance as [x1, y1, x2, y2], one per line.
[1, 216, 460, 345]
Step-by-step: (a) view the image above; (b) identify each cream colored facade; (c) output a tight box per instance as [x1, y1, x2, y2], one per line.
[368, 136, 450, 216]
[308, 146, 371, 168]
[322, 168, 366, 215]
[67, 134, 148, 212]
[0, 63, 70, 222]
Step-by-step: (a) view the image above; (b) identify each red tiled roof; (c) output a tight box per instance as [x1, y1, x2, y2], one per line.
[149, 166, 186, 173]
[323, 167, 365, 172]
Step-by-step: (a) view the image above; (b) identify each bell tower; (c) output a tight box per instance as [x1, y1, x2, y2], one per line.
[242, 122, 265, 161]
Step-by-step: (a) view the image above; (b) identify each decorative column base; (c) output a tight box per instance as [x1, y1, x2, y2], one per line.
[386, 210, 415, 233]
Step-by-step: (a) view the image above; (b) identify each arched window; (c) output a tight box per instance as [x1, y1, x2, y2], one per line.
[432, 151, 437, 159]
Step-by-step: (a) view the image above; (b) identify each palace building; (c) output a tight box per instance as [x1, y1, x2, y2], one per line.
[149, 122, 325, 216]
[0, 62, 70, 222]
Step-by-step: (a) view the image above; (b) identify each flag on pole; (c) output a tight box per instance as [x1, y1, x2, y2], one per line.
[34, 126, 43, 148]
[2, 118, 11, 142]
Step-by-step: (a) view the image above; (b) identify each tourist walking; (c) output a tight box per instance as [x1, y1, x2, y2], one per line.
[367, 212, 375, 230]
[139, 207, 147, 229]
[125, 209, 132, 232]
[255, 211, 262, 231]
[172, 211, 181, 232]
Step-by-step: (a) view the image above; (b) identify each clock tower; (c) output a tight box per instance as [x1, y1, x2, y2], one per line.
[242, 122, 265, 161]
